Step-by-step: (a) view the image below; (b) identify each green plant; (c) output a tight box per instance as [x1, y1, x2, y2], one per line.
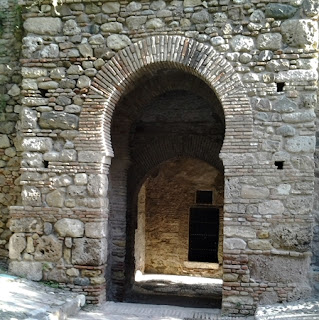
[0, 95, 6, 113]
[42, 262, 51, 272]
[13, 2, 22, 42]
[42, 280, 60, 288]
[0, 11, 6, 38]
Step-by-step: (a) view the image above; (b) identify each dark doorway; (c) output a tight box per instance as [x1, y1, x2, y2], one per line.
[189, 207, 220, 263]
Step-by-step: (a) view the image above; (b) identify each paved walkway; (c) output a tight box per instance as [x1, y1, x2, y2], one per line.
[68, 301, 250, 320]
[1, 268, 319, 319]
[0, 272, 85, 320]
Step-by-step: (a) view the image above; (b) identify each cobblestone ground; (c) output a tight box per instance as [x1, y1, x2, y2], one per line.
[255, 294, 319, 320]
[69, 298, 319, 320]
[69, 301, 251, 320]
[1, 265, 319, 320]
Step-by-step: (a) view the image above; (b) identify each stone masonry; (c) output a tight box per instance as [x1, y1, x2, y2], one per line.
[0, 0, 318, 317]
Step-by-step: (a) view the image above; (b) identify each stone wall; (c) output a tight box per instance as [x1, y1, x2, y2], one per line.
[0, 0, 318, 316]
[142, 157, 224, 277]
[0, 0, 22, 265]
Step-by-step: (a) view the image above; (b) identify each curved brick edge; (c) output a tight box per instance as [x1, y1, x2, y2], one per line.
[75, 35, 258, 313]
[75, 35, 256, 158]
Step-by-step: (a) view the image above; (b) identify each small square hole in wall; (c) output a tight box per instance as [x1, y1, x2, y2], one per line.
[275, 161, 284, 170]
[39, 89, 48, 97]
[196, 190, 213, 204]
[276, 82, 285, 92]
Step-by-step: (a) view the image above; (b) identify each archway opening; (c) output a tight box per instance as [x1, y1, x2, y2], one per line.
[132, 157, 223, 307]
[108, 68, 225, 307]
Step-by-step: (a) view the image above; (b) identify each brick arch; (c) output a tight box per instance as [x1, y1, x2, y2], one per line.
[129, 136, 224, 195]
[76, 35, 255, 158]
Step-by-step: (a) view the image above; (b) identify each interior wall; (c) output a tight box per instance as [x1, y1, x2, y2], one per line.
[139, 157, 223, 278]
[135, 184, 146, 274]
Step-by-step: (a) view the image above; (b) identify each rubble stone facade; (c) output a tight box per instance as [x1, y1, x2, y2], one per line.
[0, 0, 318, 316]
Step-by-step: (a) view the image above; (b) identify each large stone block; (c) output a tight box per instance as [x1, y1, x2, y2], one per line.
[21, 186, 42, 206]
[38, 81, 59, 90]
[40, 44, 59, 58]
[22, 79, 38, 90]
[248, 239, 272, 250]
[230, 35, 255, 52]
[303, 0, 319, 17]
[77, 75, 91, 89]
[184, 0, 202, 7]
[191, 10, 210, 24]
[21, 67, 48, 78]
[9, 233, 26, 259]
[146, 18, 165, 29]
[127, 1, 143, 11]
[45, 268, 68, 283]
[21, 108, 38, 129]
[106, 34, 131, 51]
[224, 238, 247, 250]
[46, 190, 64, 208]
[9, 261, 43, 281]
[8, 84, 20, 97]
[51, 174, 72, 187]
[285, 136, 316, 153]
[102, 2, 120, 13]
[78, 151, 111, 163]
[272, 97, 297, 113]
[34, 235, 62, 261]
[126, 16, 147, 30]
[87, 174, 107, 197]
[251, 97, 271, 111]
[9, 217, 43, 233]
[22, 97, 48, 107]
[0, 121, 15, 134]
[89, 34, 105, 45]
[78, 43, 93, 58]
[54, 218, 84, 237]
[276, 70, 317, 82]
[72, 238, 107, 265]
[0, 134, 10, 148]
[224, 226, 256, 239]
[60, 149, 77, 162]
[286, 196, 313, 215]
[241, 185, 269, 199]
[39, 112, 79, 130]
[22, 137, 52, 152]
[265, 4, 297, 19]
[67, 185, 87, 198]
[281, 19, 318, 49]
[221, 153, 257, 166]
[282, 111, 315, 123]
[257, 33, 282, 50]
[24, 18, 62, 35]
[74, 173, 87, 186]
[266, 59, 289, 72]
[223, 295, 254, 305]
[63, 19, 81, 36]
[85, 221, 107, 238]
[258, 200, 284, 215]
[271, 224, 311, 252]
[249, 255, 311, 284]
